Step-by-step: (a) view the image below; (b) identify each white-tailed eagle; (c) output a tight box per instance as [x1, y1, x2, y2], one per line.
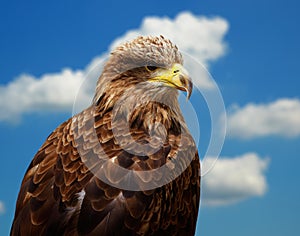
[11, 35, 200, 236]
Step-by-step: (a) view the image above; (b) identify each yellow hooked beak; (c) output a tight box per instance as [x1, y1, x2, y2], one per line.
[148, 63, 193, 99]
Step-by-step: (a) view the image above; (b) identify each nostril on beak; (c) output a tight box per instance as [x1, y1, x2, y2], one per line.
[179, 75, 186, 86]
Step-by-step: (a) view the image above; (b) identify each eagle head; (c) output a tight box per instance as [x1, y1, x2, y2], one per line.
[93, 35, 193, 106]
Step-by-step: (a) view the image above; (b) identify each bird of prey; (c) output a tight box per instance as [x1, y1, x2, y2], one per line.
[11, 35, 200, 236]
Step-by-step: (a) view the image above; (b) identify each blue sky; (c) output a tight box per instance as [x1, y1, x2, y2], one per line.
[1, 0, 300, 235]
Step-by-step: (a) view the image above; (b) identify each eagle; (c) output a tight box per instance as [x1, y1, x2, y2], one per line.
[11, 35, 200, 236]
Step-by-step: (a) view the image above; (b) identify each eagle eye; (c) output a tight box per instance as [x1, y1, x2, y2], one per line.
[145, 66, 158, 72]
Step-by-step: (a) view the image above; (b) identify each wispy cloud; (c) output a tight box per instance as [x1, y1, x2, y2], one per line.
[0, 12, 229, 123]
[0, 201, 5, 214]
[227, 98, 300, 139]
[202, 153, 269, 206]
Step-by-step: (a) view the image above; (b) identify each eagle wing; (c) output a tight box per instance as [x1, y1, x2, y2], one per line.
[11, 103, 200, 236]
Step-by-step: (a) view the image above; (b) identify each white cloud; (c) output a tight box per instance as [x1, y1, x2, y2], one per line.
[227, 98, 300, 139]
[202, 153, 269, 206]
[0, 201, 5, 214]
[0, 69, 87, 123]
[110, 12, 228, 65]
[0, 12, 229, 123]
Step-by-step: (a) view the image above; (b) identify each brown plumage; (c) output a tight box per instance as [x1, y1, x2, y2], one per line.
[11, 35, 200, 236]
